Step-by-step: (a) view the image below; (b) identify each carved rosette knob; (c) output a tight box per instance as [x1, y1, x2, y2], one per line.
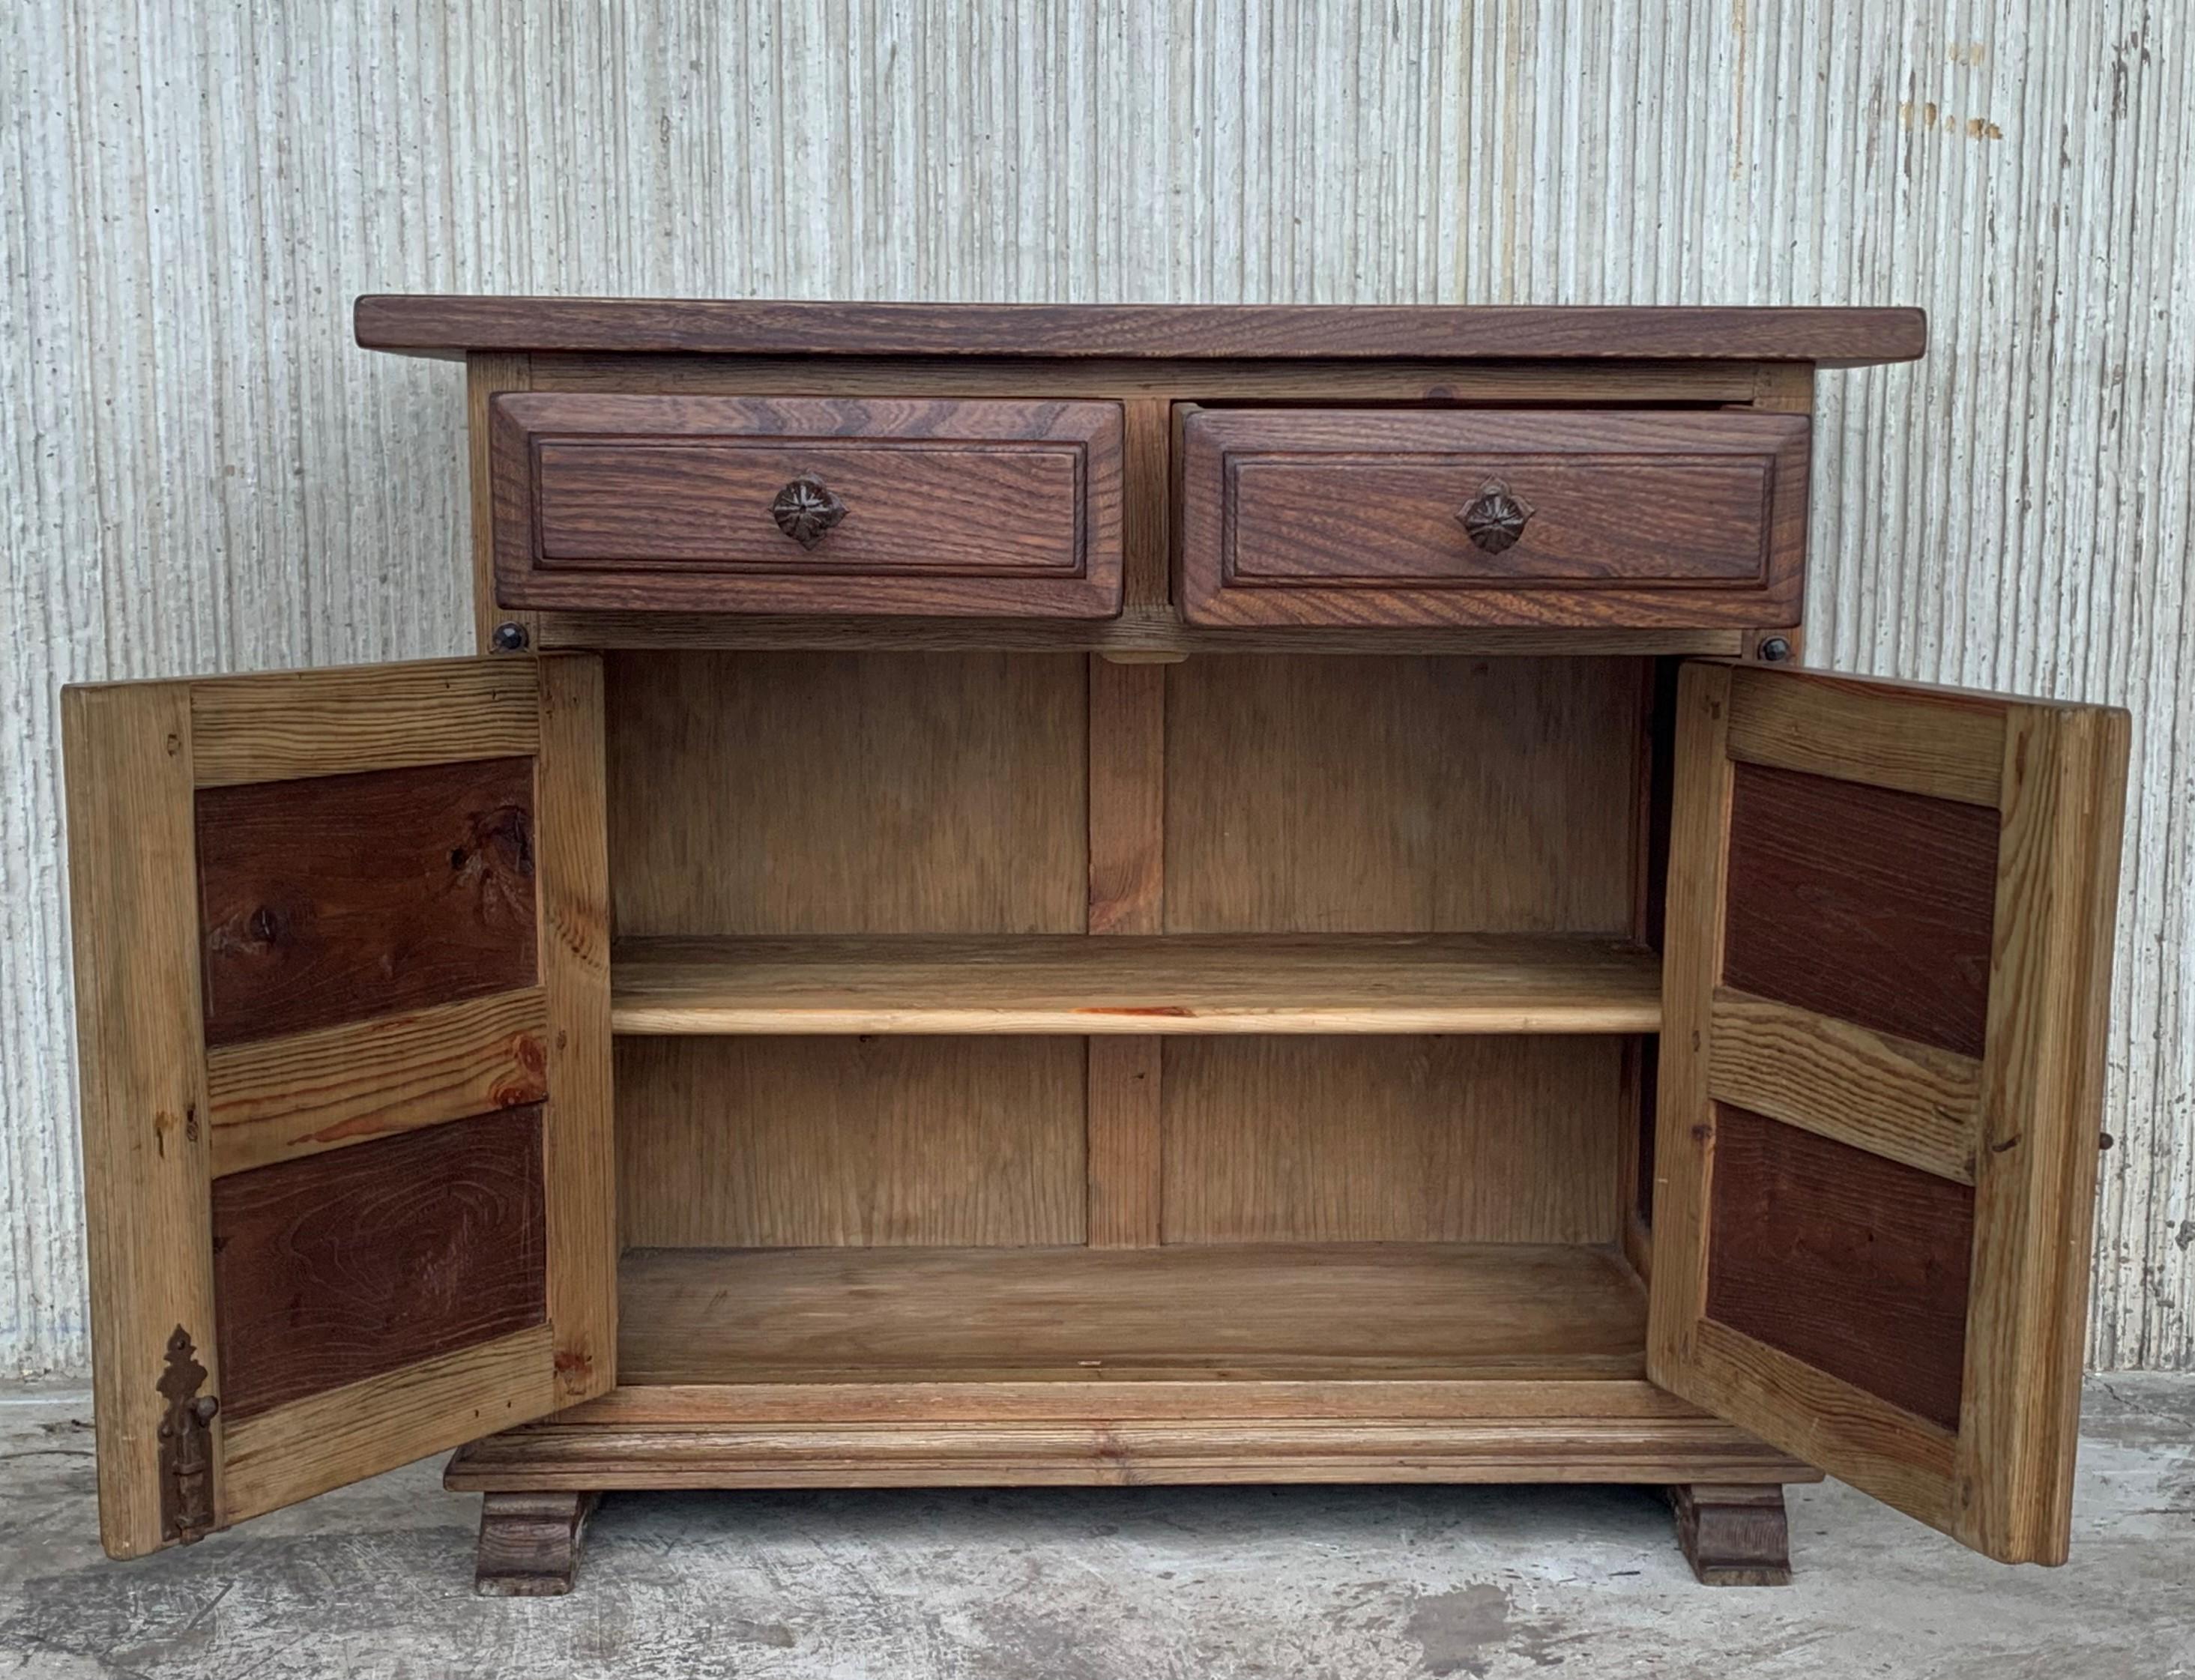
[770, 476, 848, 549]
[1458, 479, 1534, 554]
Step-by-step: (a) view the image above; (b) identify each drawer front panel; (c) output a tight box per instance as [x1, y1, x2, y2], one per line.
[492, 394, 1124, 617]
[1178, 409, 1809, 627]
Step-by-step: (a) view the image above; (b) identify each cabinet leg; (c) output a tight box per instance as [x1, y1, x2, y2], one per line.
[1667, 1483, 1793, 1586]
[473, 1491, 600, 1596]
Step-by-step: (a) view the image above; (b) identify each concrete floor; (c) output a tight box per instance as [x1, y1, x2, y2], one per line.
[0, 1379, 2187, 1679]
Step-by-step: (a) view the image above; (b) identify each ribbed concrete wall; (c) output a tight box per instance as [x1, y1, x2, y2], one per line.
[3, 4, 2189, 1375]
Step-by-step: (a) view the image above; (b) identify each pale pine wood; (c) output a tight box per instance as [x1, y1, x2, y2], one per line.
[532, 605, 1749, 659]
[1706, 988, 1981, 1185]
[1957, 701, 2131, 1562]
[534, 655, 618, 1406]
[1750, 362, 1817, 413]
[467, 351, 534, 650]
[1087, 1038, 1162, 1247]
[609, 933, 1663, 1036]
[63, 681, 222, 1560]
[1651, 662, 2132, 1567]
[1163, 1036, 1627, 1244]
[186, 658, 541, 788]
[616, 1244, 1648, 1384]
[615, 1036, 1087, 1248]
[1723, 664, 2007, 806]
[1087, 659, 1165, 934]
[221, 1326, 556, 1522]
[205, 988, 550, 1176]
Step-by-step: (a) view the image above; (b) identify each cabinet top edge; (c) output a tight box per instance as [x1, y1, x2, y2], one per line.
[354, 297, 1927, 368]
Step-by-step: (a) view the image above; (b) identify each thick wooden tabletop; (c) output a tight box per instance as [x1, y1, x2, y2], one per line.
[355, 295, 1926, 366]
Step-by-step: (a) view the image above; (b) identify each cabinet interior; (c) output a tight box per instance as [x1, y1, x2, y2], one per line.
[601, 648, 1667, 1389]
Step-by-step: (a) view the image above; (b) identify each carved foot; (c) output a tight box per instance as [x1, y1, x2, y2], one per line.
[1667, 1483, 1793, 1586]
[474, 1491, 600, 1596]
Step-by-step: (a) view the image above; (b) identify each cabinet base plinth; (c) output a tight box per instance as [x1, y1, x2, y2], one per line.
[473, 1491, 600, 1597]
[1668, 1482, 1793, 1586]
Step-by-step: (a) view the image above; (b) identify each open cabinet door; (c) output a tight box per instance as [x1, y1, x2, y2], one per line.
[1649, 663, 2128, 1565]
[63, 656, 614, 1559]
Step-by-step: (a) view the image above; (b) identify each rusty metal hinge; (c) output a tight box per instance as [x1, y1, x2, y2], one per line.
[156, 1326, 219, 1544]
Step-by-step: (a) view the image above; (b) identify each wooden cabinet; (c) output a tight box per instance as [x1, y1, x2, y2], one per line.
[62, 300, 2129, 1593]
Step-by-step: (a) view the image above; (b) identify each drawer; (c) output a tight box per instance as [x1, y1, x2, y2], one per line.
[489, 394, 1123, 617]
[1176, 408, 1809, 627]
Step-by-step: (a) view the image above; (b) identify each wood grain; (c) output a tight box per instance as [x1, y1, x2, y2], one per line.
[1721, 760, 2001, 1058]
[1669, 1483, 1792, 1586]
[492, 394, 1123, 617]
[1164, 655, 1643, 934]
[205, 988, 549, 1176]
[187, 659, 540, 788]
[1085, 1038, 1161, 1248]
[1706, 989, 1981, 1184]
[615, 1036, 1087, 1248]
[467, 354, 534, 650]
[1704, 1104, 1973, 1432]
[210, 1107, 547, 1421]
[222, 1324, 555, 1523]
[533, 654, 618, 1406]
[1087, 658, 1165, 935]
[1162, 1036, 1625, 1244]
[1178, 409, 1808, 628]
[617, 1243, 1648, 1383]
[1724, 665, 2008, 806]
[609, 933, 1664, 1036]
[195, 755, 540, 1047]
[357, 295, 1927, 365]
[62, 680, 222, 1559]
[474, 1491, 599, 1597]
[604, 650, 1086, 936]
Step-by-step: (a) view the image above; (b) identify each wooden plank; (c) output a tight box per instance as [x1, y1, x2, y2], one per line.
[61, 680, 221, 1560]
[1163, 1036, 1626, 1244]
[1704, 1104, 1975, 1432]
[534, 653, 618, 1406]
[608, 934, 1664, 1035]
[1721, 761, 2001, 1058]
[615, 1036, 1088, 1248]
[223, 1325, 556, 1523]
[605, 650, 1087, 937]
[616, 1243, 1647, 1385]
[1724, 665, 2007, 806]
[1957, 701, 2131, 1562]
[1086, 659, 1165, 934]
[355, 296, 1928, 365]
[186, 658, 540, 788]
[1646, 662, 1736, 1388]
[1164, 655, 1645, 934]
[205, 988, 550, 1176]
[209, 1108, 547, 1421]
[194, 755, 540, 1047]
[467, 352, 534, 650]
[1086, 1038, 1161, 1247]
[1706, 989, 1981, 1184]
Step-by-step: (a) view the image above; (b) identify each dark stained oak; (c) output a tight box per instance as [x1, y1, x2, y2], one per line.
[195, 757, 539, 1046]
[474, 1491, 599, 1597]
[357, 296, 1927, 366]
[1668, 1483, 1793, 1586]
[1177, 409, 1809, 628]
[1721, 761, 2000, 1057]
[211, 1107, 548, 1421]
[1705, 1104, 1973, 1433]
[489, 393, 1123, 618]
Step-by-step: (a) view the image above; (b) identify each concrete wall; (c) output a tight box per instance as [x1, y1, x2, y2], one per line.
[4, 2, 2190, 1376]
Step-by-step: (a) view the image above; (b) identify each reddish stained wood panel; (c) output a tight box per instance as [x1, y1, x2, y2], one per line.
[195, 757, 539, 1047]
[1706, 1103, 1972, 1432]
[211, 1107, 549, 1421]
[1721, 761, 2000, 1058]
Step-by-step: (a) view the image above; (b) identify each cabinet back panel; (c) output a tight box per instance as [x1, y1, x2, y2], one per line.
[617, 1036, 1087, 1247]
[1163, 656, 1643, 934]
[605, 650, 1087, 935]
[1162, 1036, 1623, 1244]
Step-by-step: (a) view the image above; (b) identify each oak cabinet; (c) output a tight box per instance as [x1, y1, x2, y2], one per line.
[61, 300, 2127, 1592]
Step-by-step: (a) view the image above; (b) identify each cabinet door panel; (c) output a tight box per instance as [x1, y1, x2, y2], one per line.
[1649, 663, 2128, 1565]
[64, 655, 613, 1560]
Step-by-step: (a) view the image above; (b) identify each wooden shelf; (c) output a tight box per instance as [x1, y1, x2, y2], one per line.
[610, 934, 1662, 1036]
[617, 1242, 1648, 1386]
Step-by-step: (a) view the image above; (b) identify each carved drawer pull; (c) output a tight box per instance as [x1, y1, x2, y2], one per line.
[1457, 478, 1534, 554]
[770, 476, 848, 549]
